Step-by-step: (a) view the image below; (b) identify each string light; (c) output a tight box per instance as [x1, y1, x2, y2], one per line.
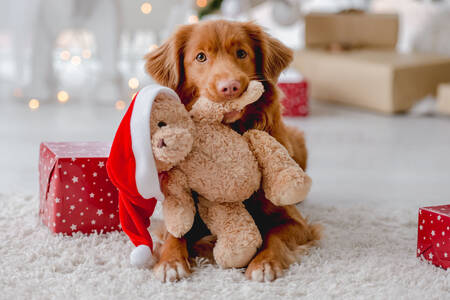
[82, 49, 92, 59]
[148, 44, 158, 52]
[196, 0, 207, 8]
[60, 50, 71, 61]
[71, 56, 81, 66]
[115, 100, 126, 110]
[128, 77, 139, 89]
[140, 2, 152, 14]
[29, 99, 40, 110]
[57, 90, 69, 103]
[188, 15, 199, 24]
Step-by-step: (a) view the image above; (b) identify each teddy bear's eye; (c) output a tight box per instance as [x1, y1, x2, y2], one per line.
[157, 121, 167, 128]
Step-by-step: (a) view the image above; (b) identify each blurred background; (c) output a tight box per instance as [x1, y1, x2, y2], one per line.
[1, 0, 450, 203]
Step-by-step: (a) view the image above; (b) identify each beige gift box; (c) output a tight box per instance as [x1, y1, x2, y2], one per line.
[294, 12, 450, 114]
[305, 13, 399, 50]
[437, 84, 450, 116]
[294, 49, 450, 113]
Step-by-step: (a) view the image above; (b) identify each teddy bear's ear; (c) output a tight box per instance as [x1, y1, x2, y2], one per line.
[145, 24, 195, 90]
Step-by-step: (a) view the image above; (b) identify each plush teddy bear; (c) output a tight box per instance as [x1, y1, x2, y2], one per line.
[153, 81, 312, 268]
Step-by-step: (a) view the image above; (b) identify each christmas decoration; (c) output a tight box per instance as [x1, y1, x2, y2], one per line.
[278, 69, 308, 117]
[39, 142, 119, 235]
[437, 83, 450, 116]
[417, 205, 450, 269]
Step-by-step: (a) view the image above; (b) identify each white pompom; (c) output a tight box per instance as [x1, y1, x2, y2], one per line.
[130, 245, 155, 268]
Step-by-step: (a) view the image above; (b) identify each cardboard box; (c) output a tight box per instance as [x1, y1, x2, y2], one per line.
[417, 205, 450, 270]
[437, 83, 450, 116]
[305, 13, 399, 50]
[293, 49, 450, 113]
[39, 142, 120, 235]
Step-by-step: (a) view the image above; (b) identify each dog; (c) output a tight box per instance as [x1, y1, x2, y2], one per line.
[145, 20, 321, 282]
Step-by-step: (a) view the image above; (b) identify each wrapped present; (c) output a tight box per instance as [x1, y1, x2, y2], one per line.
[437, 83, 450, 116]
[39, 142, 119, 235]
[417, 205, 450, 269]
[278, 69, 309, 117]
[294, 12, 450, 114]
[294, 49, 450, 114]
[304, 12, 399, 50]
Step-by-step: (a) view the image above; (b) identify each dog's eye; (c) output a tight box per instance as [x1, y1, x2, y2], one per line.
[236, 49, 247, 59]
[195, 52, 207, 62]
[157, 121, 167, 128]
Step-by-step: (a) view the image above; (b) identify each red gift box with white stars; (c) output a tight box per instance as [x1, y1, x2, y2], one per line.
[278, 69, 309, 117]
[39, 142, 119, 235]
[417, 205, 450, 269]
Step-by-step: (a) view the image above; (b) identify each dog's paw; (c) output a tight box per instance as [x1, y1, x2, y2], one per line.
[153, 258, 191, 283]
[245, 258, 283, 282]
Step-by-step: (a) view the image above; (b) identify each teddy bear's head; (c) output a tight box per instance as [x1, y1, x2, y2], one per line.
[150, 93, 195, 172]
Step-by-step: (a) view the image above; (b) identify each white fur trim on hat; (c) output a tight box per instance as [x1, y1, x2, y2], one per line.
[130, 245, 156, 268]
[130, 84, 180, 202]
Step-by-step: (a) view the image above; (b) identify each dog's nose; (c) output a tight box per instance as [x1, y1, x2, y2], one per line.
[217, 80, 241, 99]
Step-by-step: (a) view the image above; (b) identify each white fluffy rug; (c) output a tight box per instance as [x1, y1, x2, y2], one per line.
[1, 193, 449, 300]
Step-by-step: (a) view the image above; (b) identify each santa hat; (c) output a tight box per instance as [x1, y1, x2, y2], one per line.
[107, 84, 181, 268]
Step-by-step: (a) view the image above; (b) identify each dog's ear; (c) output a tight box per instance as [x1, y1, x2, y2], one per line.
[243, 22, 293, 82]
[145, 24, 195, 90]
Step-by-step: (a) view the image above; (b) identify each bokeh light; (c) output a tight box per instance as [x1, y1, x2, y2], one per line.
[28, 99, 39, 110]
[60, 50, 71, 61]
[57, 90, 69, 103]
[188, 15, 199, 24]
[197, 0, 207, 8]
[141, 2, 152, 14]
[128, 77, 139, 89]
[115, 100, 126, 110]
[71, 56, 81, 66]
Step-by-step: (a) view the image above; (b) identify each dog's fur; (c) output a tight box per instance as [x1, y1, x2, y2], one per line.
[145, 20, 321, 282]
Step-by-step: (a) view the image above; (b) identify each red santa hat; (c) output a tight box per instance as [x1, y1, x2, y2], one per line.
[107, 84, 181, 268]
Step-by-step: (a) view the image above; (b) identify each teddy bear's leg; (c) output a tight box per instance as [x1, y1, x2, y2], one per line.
[243, 129, 312, 206]
[161, 168, 196, 238]
[197, 196, 262, 269]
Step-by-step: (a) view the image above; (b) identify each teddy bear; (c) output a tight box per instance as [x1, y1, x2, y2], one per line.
[149, 80, 312, 269]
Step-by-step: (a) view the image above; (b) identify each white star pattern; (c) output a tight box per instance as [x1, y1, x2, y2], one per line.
[40, 143, 120, 235]
[445, 253, 448, 258]
[419, 225, 423, 230]
[429, 253, 434, 259]
[431, 230, 436, 236]
[417, 249, 420, 254]
[438, 215, 441, 220]
[443, 231, 446, 236]
[437, 243, 440, 247]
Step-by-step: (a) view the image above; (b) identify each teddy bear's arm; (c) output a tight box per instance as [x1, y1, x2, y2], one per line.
[243, 129, 312, 206]
[190, 97, 226, 123]
[161, 168, 196, 238]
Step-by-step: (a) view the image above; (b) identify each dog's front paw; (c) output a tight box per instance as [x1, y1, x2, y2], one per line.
[153, 258, 191, 282]
[245, 256, 284, 282]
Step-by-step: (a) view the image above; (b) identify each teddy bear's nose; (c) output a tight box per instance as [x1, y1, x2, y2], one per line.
[157, 139, 166, 148]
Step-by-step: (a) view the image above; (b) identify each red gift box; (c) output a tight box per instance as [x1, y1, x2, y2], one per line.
[278, 69, 309, 117]
[39, 142, 120, 235]
[417, 205, 450, 269]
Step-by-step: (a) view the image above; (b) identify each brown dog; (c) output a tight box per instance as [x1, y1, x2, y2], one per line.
[145, 20, 321, 282]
